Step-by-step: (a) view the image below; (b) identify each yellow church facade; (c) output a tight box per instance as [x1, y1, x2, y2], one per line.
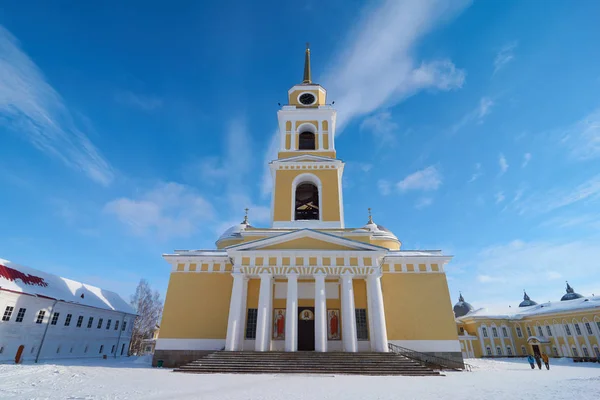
[455, 285, 600, 360]
[155, 46, 461, 367]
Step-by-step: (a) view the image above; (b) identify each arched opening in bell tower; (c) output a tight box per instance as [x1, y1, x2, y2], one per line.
[299, 132, 316, 150]
[295, 183, 319, 220]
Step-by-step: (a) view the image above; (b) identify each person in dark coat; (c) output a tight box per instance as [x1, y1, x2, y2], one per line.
[527, 354, 535, 369]
[534, 354, 542, 369]
[541, 353, 550, 370]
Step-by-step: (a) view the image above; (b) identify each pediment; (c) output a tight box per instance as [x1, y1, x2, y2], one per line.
[226, 229, 386, 252]
[277, 154, 337, 163]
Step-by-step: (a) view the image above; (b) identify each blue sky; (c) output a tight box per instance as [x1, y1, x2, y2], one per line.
[1, 0, 600, 310]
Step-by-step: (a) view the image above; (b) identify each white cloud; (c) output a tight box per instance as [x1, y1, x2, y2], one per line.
[546, 271, 562, 280]
[378, 179, 392, 196]
[522, 152, 531, 168]
[498, 153, 508, 175]
[468, 163, 482, 183]
[360, 111, 398, 145]
[451, 96, 494, 133]
[358, 163, 373, 172]
[495, 191, 505, 204]
[561, 108, 600, 160]
[115, 90, 162, 111]
[493, 41, 518, 74]
[397, 165, 442, 191]
[0, 25, 113, 185]
[104, 182, 214, 239]
[260, 130, 279, 197]
[415, 197, 433, 209]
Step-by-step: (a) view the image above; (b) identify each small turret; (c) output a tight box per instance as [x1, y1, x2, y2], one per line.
[561, 281, 583, 301]
[519, 290, 538, 307]
[453, 292, 474, 318]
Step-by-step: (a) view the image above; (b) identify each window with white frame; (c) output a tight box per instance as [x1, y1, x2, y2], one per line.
[521, 345, 527, 355]
[582, 346, 590, 357]
[84, 345, 88, 353]
[245, 309, 258, 339]
[574, 323, 582, 335]
[496, 346, 502, 356]
[486, 347, 492, 356]
[122, 321, 127, 331]
[584, 322, 593, 335]
[516, 327, 522, 337]
[56, 346, 61, 354]
[492, 327, 498, 337]
[99, 345, 104, 354]
[502, 327, 508, 337]
[0, 346, 3, 354]
[50, 312, 60, 325]
[106, 319, 111, 330]
[537, 326, 544, 337]
[87, 317, 94, 328]
[15, 308, 26, 323]
[564, 324, 572, 335]
[97, 318, 103, 329]
[76, 316, 84, 327]
[36, 310, 46, 324]
[546, 325, 552, 336]
[482, 327, 488, 337]
[526, 326, 532, 336]
[572, 347, 578, 357]
[355, 309, 368, 340]
[64, 314, 72, 326]
[594, 347, 600, 358]
[114, 320, 119, 330]
[2, 306, 14, 321]
[507, 346, 513, 356]
[597, 321, 600, 332]
[111, 345, 115, 354]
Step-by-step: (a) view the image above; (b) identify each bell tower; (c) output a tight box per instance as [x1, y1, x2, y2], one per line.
[270, 44, 345, 229]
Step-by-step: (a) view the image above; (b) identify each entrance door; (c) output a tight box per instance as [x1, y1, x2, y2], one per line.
[297, 307, 315, 351]
[15, 345, 25, 364]
[532, 345, 541, 357]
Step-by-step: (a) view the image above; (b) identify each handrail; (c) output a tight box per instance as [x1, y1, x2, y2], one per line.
[388, 343, 473, 372]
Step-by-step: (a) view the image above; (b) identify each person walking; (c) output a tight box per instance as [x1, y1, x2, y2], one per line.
[541, 353, 550, 370]
[527, 354, 535, 369]
[534, 354, 542, 369]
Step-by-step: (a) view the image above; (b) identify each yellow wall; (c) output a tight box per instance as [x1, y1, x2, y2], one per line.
[288, 88, 326, 107]
[160, 273, 233, 339]
[382, 274, 458, 341]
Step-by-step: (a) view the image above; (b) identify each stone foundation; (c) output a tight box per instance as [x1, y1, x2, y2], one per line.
[153, 350, 214, 368]
[423, 351, 464, 368]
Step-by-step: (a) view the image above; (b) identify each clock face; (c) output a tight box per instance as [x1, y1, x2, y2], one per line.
[299, 93, 316, 105]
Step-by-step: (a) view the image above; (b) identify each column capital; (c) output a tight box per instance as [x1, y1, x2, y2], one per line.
[341, 272, 354, 280]
[367, 272, 383, 280]
[313, 272, 327, 279]
[286, 272, 298, 279]
[258, 272, 273, 279]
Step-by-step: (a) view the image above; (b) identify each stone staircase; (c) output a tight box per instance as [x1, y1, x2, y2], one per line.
[173, 351, 440, 376]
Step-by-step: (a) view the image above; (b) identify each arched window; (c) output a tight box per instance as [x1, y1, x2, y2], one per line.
[299, 131, 316, 150]
[295, 183, 319, 220]
[486, 346, 492, 356]
[521, 345, 527, 355]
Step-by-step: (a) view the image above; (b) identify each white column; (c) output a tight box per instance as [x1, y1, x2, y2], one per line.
[314, 273, 328, 352]
[285, 274, 298, 352]
[236, 276, 249, 350]
[340, 273, 358, 352]
[367, 284, 376, 351]
[367, 274, 388, 352]
[225, 273, 246, 351]
[255, 273, 273, 352]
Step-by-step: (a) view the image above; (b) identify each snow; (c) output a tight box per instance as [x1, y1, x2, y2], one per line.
[462, 296, 600, 320]
[0, 258, 134, 314]
[1, 357, 599, 399]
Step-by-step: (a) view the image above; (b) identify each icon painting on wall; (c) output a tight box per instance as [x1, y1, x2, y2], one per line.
[328, 309, 340, 340]
[273, 309, 286, 339]
[299, 309, 314, 321]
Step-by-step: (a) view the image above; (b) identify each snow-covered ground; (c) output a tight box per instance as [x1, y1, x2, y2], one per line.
[1, 356, 599, 400]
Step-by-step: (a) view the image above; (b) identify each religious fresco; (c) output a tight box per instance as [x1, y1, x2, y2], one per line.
[273, 309, 286, 339]
[327, 309, 340, 340]
[299, 309, 314, 321]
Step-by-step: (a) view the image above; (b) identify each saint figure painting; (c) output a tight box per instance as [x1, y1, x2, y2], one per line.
[328, 309, 340, 340]
[273, 309, 285, 339]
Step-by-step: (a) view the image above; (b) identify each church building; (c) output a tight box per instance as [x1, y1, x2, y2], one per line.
[155, 46, 461, 367]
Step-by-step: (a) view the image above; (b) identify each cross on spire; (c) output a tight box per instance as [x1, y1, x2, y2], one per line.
[367, 207, 373, 224]
[242, 208, 249, 224]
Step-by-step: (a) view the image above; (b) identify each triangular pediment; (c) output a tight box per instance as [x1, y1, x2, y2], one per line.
[226, 229, 386, 252]
[277, 154, 338, 163]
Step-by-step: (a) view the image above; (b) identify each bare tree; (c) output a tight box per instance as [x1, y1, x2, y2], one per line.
[129, 279, 163, 355]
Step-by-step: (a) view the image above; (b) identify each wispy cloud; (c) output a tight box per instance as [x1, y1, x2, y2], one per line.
[360, 111, 398, 145]
[561, 108, 600, 160]
[115, 90, 162, 111]
[415, 197, 433, 209]
[493, 41, 518, 74]
[451, 96, 494, 133]
[522, 152, 531, 168]
[397, 165, 442, 191]
[378, 179, 392, 196]
[498, 153, 508, 175]
[104, 182, 214, 239]
[495, 191, 505, 204]
[468, 162, 482, 183]
[0, 25, 113, 185]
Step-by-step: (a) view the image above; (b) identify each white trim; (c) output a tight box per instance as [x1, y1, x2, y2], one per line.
[388, 340, 461, 353]
[155, 338, 225, 351]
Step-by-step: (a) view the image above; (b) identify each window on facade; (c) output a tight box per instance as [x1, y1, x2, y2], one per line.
[482, 327, 488, 337]
[496, 347, 502, 356]
[76, 316, 84, 328]
[502, 327, 508, 337]
[106, 319, 111, 330]
[492, 327, 498, 337]
[15, 308, 26, 323]
[546, 325, 552, 337]
[30, 346, 35, 354]
[0, 346, 3, 354]
[486, 347, 492, 356]
[516, 327, 522, 337]
[574, 323, 582, 335]
[2, 306, 14, 321]
[99, 345, 104, 354]
[97, 318, 103, 329]
[70, 347, 73, 353]
[526, 326, 532, 336]
[564, 324, 572, 335]
[50, 312, 60, 325]
[245, 309, 258, 339]
[114, 320, 119, 331]
[122, 321, 127, 332]
[36, 310, 46, 324]
[64, 314, 72, 327]
[572, 347, 578, 357]
[298, 131, 316, 150]
[295, 183, 319, 220]
[507, 347, 513, 356]
[584, 322, 593, 335]
[552, 347, 558, 357]
[537, 326, 544, 337]
[459, 327, 464, 334]
[521, 346, 527, 355]
[597, 321, 600, 332]
[121, 343, 126, 355]
[87, 317, 94, 328]
[56, 346, 61, 354]
[355, 309, 368, 340]
[84, 345, 88, 353]
[111, 345, 115, 354]
[594, 347, 600, 358]
[582, 347, 590, 357]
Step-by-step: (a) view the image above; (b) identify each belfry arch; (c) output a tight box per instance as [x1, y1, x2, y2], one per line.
[292, 173, 321, 221]
[297, 123, 316, 150]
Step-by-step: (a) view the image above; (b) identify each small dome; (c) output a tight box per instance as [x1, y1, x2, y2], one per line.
[217, 214, 252, 242]
[561, 282, 584, 301]
[352, 214, 397, 240]
[519, 291, 538, 307]
[453, 293, 474, 318]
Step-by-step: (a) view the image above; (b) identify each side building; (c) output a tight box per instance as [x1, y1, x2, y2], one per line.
[455, 284, 600, 359]
[0, 258, 136, 363]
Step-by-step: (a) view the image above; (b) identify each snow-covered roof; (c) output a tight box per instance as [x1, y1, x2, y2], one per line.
[458, 296, 600, 321]
[0, 258, 135, 315]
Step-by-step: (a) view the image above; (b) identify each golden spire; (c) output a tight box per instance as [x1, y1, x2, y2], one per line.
[367, 207, 373, 224]
[303, 42, 312, 84]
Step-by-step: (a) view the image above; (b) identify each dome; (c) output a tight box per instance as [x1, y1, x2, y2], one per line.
[519, 291, 538, 307]
[217, 214, 252, 242]
[561, 282, 584, 301]
[351, 214, 397, 240]
[453, 293, 474, 318]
